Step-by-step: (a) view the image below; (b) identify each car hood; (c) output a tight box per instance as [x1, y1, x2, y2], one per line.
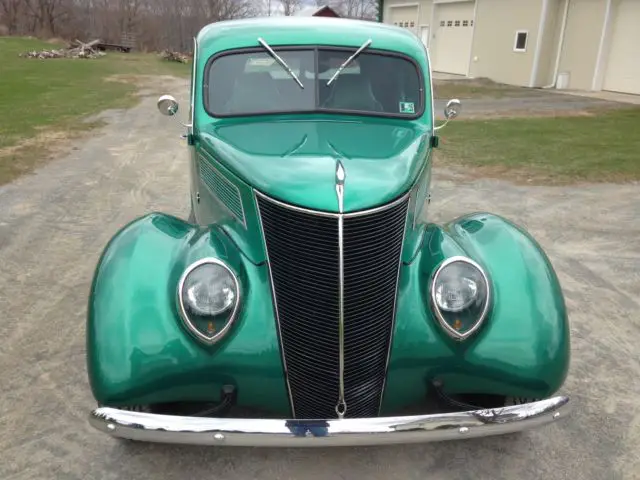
[199, 116, 430, 213]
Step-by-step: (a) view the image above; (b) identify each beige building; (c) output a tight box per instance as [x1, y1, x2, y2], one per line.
[381, 0, 640, 95]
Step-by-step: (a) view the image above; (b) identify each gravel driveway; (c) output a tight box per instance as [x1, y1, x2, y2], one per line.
[433, 91, 633, 118]
[1, 77, 638, 480]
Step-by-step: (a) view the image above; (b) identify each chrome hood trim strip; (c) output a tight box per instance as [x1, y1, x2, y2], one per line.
[253, 189, 411, 219]
[90, 396, 570, 447]
[335, 159, 346, 419]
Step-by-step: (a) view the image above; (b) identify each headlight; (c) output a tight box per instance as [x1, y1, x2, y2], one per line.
[177, 258, 240, 345]
[183, 262, 236, 316]
[430, 256, 490, 340]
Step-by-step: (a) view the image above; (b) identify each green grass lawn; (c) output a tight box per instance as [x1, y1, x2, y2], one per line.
[0, 37, 189, 185]
[437, 107, 640, 184]
[433, 78, 543, 100]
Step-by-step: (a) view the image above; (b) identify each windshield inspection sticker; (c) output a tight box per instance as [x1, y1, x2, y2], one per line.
[399, 102, 415, 114]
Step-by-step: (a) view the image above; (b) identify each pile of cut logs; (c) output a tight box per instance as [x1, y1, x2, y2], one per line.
[160, 49, 190, 64]
[20, 39, 106, 60]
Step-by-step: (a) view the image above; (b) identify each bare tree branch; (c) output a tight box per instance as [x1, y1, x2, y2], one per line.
[0, 0, 280, 50]
[281, 0, 300, 16]
[329, 0, 377, 20]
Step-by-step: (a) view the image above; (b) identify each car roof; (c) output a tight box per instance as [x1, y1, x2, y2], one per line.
[196, 17, 428, 63]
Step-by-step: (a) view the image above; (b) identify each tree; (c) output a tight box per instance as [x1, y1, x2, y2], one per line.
[0, 0, 23, 34]
[1, 0, 260, 52]
[24, 0, 71, 36]
[329, 0, 377, 20]
[280, 0, 300, 16]
[117, 0, 142, 34]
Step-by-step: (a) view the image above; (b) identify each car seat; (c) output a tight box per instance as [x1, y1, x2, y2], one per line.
[222, 72, 283, 114]
[321, 75, 384, 112]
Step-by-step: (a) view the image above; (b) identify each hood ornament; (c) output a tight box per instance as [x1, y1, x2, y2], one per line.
[335, 159, 345, 214]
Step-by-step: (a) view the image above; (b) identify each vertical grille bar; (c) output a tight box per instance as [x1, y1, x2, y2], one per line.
[257, 192, 409, 419]
[342, 202, 408, 417]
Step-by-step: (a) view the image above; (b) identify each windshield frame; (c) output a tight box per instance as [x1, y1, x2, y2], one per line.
[202, 44, 425, 120]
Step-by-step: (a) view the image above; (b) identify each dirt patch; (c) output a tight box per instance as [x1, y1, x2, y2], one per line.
[106, 74, 158, 85]
[0, 74, 185, 186]
[434, 151, 639, 186]
[435, 160, 568, 186]
[433, 76, 632, 120]
[0, 122, 104, 185]
[434, 95, 633, 122]
[0, 130, 73, 158]
[106, 73, 186, 86]
[106, 74, 188, 98]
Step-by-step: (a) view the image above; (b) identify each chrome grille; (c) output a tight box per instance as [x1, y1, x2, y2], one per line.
[257, 192, 409, 419]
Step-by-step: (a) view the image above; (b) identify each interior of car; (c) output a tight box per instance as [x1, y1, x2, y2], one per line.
[208, 49, 421, 116]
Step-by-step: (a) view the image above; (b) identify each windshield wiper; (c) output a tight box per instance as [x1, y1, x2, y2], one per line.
[257, 37, 304, 89]
[327, 39, 372, 86]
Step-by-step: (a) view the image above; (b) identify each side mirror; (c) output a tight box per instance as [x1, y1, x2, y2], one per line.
[434, 98, 461, 131]
[157, 95, 179, 116]
[157, 94, 192, 143]
[444, 98, 461, 120]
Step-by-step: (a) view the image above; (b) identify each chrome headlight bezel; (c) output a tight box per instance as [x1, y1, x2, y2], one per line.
[177, 257, 241, 345]
[429, 255, 491, 341]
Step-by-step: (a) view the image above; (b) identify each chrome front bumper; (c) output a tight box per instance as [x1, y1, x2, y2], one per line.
[89, 396, 570, 447]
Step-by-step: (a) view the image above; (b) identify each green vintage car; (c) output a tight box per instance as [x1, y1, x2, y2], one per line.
[87, 16, 571, 446]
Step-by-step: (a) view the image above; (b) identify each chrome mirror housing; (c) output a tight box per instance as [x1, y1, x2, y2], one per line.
[444, 98, 461, 120]
[157, 95, 179, 116]
[434, 98, 462, 131]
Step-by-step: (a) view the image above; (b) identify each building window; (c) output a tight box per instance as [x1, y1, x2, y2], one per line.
[470, 20, 474, 26]
[463, 20, 469, 27]
[410, 21, 415, 28]
[454, 20, 460, 27]
[513, 30, 528, 52]
[447, 20, 452, 27]
[440, 20, 445, 27]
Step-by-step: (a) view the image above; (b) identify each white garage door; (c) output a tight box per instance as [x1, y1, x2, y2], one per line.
[389, 5, 419, 37]
[432, 1, 475, 75]
[603, 0, 640, 95]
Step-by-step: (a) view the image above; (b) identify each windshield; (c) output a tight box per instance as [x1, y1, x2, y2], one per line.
[205, 47, 423, 118]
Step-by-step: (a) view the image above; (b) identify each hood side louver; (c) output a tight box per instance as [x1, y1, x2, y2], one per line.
[198, 153, 246, 226]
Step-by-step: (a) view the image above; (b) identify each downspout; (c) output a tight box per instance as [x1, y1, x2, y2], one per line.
[466, 0, 480, 78]
[529, 0, 551, 88]
[591, 0, 613, 91]
[541, 0, 569, 89]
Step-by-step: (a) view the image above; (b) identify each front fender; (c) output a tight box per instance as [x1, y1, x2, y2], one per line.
[382, 212, 570, 414]
[86, 213, 290, 414]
